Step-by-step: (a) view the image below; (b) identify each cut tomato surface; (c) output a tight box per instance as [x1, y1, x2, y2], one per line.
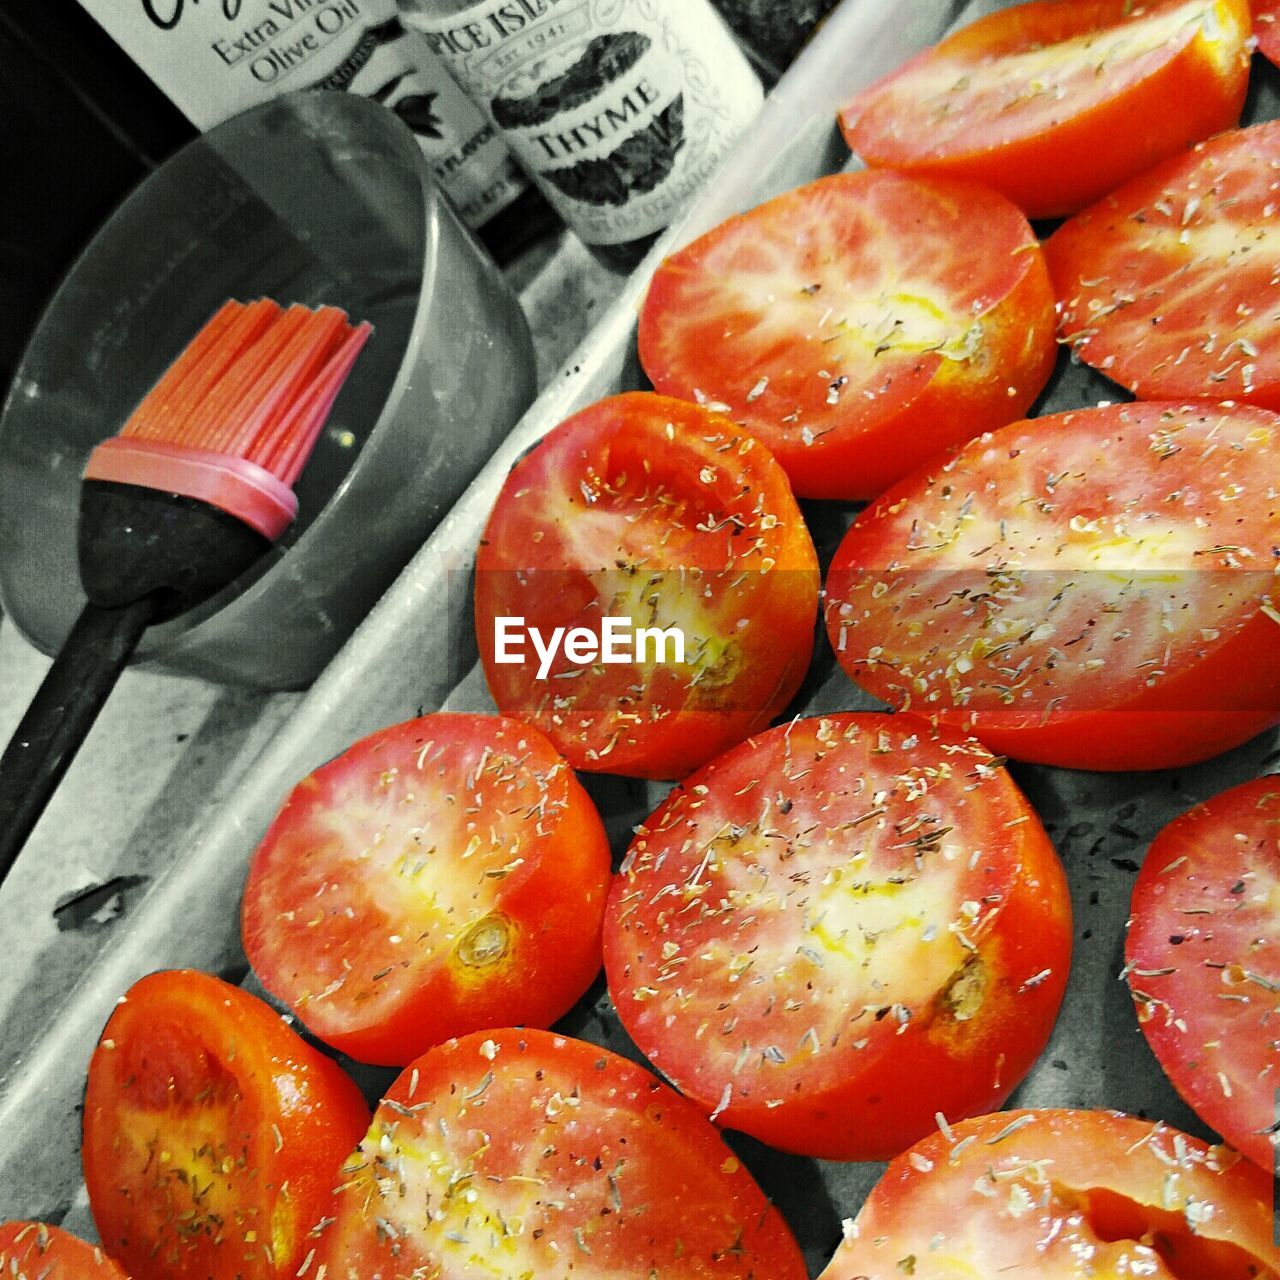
[603, 712, 1070, 1161]
[1259, 1, 1280, 65]
[312, 1028, 808, 1280]
[242, 713, 611, 1066]
[824, 401, 1280, 770]
[1127, 775, 1280, 1172]
[474, 392, 819, 780]
[83, 970, 369, 1280]
[1047, 121, 1280, 409]
[819, 1108, 1280, 1279]
[839, 0, 1251, 219]
[637, 170, 1056, 500]
[0, 1223, 128, 1278]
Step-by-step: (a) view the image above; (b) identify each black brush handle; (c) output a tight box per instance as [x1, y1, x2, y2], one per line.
[0, 598, 156, 885]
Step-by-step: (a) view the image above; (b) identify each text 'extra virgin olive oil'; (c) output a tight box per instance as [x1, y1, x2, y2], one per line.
[397, 0, 764, 270]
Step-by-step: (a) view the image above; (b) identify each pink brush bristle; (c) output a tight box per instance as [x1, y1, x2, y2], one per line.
[86, 299, 372, 541]
[197, 305, 336, 459]
[118, 299, 368, 477]
[264, 321, 374, 485]
[119, 300, 281, 448]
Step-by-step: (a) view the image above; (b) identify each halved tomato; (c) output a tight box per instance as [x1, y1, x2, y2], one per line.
[819, 1109, 1280, 1279]
[1047, 121, 1280, 409]
[311, 1028, 808, 1280]
[637, 170, 1056, 500]
[839, 0, 1251, 219]
[474, 392, 819, 779]
[0, 1222, 128, 1278]
[603, 712, 1071, 1161]
[1127, 775, 1280, 1172]
[83, 970, 369, 1280]
[824, 401, 1280, 770]
[241, 713, 611, 1066]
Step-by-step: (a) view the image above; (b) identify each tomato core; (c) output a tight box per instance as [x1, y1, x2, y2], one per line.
[456, 914, 513, 968]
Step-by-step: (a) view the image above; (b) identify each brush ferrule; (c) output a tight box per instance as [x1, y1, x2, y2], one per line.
[83, 437, 299, 541]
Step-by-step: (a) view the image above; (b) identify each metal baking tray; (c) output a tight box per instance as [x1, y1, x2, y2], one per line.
[3, 0, 1277, 1272]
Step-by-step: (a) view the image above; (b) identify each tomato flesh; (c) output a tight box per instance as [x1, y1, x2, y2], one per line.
[603, 712, 1071, 1161]
[824, 402, 1280, 770]
[313, 1028, 808, 1280]
[819, 1109, 1280, 1279]
[242, 713, 611, 1066]
[840, 0, 1251, 219]
[1048, 121, 1280, 410]
[637, 171, 1056, 500]
[1127, 776, 1280, 1172]
[83, 970, 369, 1280]
[474, 392, 819, 780]
[0, 1223, 128, 1278]
[1258, 1, 1280, 66]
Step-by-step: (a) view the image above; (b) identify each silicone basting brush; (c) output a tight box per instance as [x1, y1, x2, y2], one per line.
[0, 298, 371, 883]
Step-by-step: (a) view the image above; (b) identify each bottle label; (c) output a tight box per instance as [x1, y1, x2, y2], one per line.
[398, 0, 763, 245]
[361, 27, 530, 227]
[74, 0, 527, 229]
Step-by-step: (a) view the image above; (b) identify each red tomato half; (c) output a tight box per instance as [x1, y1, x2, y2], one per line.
[1047, 122, 1280, 409]
[83, 970, 369, 1280]
[819, 1109, 1280, 1279]
[0, 1223, 128, 1278]
[312, 1028, 808, 1280]
[824, 402, 1280, 770]
[603, 712, 1071, 1161]
[242, 713, 611, 1065]
[637, 171, 1056, 500]
[474, 392, 819, 779]
[839, 0, 1251, 219]
[1127, 776, 1280, 1172]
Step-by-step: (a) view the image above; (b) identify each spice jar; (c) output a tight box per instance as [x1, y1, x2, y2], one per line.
[398, 0, 764, 270]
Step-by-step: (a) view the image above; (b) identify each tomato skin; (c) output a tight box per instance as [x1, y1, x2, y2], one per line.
[1047, 121, 1280, 410]
[638, 171, 1056, 500]
[83, 970, 369, 1280]
[820, 1109, 1280, 1279]
[603, 712, 1071, 1161]
[840, 0, 1251, 219]
[923, 620, 1280, 772]
[242, 714, 611, 1066]
[824, 402, 1280, 771]
[0, 1222, 129, 1278]
[313, 1028, 808, 1280]
[474, 392, 819, 780]
[1127, 776, 1280, 1172]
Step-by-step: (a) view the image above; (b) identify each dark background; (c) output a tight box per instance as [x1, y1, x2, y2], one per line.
[0, 2, 193, 398]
